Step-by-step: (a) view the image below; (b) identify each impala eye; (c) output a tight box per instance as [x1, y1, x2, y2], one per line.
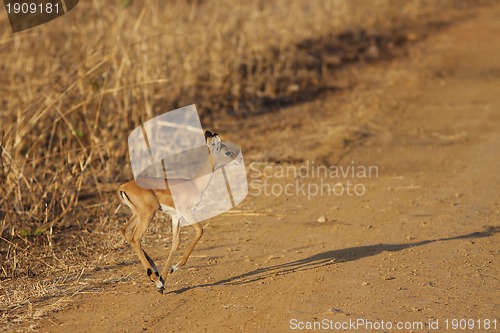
[225, 151, 232, 156]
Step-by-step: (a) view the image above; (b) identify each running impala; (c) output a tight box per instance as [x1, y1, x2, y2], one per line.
[117, 130, 241, 293]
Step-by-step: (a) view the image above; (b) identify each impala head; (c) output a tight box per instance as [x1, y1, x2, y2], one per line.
[205, 130, 242, 170]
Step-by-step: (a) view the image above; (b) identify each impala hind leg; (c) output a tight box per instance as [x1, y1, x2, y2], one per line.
[126, 211, 165, 293]
[121, 214, 138, 238]
[122, 215, 159, 273]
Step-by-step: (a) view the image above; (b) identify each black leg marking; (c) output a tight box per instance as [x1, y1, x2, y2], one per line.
[147, 268, 153, 277]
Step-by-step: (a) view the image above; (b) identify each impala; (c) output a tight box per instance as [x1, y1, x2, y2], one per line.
[117, 130, 241, 293]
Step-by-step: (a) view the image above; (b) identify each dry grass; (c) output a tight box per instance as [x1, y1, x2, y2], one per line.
[0, 0, 493, 330]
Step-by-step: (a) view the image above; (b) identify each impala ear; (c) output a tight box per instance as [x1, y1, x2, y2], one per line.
[205, 130, 213, 142]
[205, 130, 221, 151]
[212, 134, 221, 152]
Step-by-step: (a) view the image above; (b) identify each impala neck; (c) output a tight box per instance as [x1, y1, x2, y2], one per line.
[208, 148, 215, 172]
[191, 147, 216, 193]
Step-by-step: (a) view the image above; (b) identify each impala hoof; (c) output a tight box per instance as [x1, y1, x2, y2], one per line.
[156, 286, 165, 294]
[169, 264, 179, 274]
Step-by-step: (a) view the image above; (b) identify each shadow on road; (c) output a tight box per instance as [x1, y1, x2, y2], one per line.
[171, 226, 499, 294]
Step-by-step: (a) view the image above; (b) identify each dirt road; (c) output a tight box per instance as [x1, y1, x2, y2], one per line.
[38, 5, 499, 333]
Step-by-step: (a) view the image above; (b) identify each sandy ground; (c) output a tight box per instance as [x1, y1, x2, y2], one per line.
[37, 5, 499, 333]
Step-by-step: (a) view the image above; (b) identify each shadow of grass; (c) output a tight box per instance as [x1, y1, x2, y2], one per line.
[197, 18, 461, 121]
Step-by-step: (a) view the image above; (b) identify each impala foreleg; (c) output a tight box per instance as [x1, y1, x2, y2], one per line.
[160, 215, 181, 281]
[175, 222, 203, 270]
[160, 218, 204, 282]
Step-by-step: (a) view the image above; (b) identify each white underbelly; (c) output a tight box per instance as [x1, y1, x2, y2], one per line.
[160, 204, 176, 216]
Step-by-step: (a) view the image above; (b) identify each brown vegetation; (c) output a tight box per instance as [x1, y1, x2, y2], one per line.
[0, 0, 493, 330]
